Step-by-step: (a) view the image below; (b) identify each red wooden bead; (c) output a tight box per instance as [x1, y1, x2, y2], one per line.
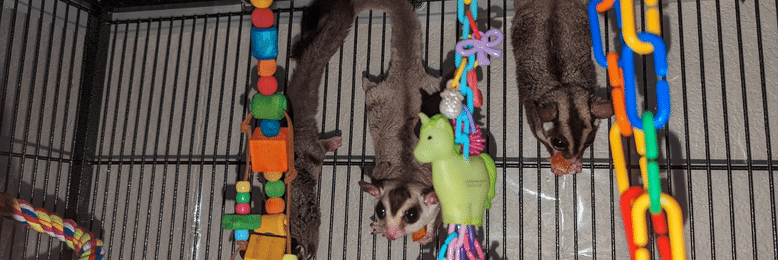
[236, 203, 251, 214]
[252, 8, 275, 28]
[257, 76, 278, 96]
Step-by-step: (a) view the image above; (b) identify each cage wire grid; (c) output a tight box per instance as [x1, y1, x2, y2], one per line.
[0, 0, 777, 259]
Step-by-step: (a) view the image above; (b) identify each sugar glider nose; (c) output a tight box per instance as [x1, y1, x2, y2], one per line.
[385, 230, 402, 240]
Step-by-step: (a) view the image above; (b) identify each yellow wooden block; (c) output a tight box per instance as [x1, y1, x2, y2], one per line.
[245, 234, 286, 260]
[254, 214, 287, 236]
[282, 255, 297, 260]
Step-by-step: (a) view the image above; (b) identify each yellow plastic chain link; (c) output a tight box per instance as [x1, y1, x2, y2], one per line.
[609, 122, 646, 194]
[630, 193, 687, 260]
[619, 0, 661, 54]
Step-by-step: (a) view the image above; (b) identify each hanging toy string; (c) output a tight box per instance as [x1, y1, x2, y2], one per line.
[435, 0, 502, 258]
[1, 192, 104, 260]
[441, 0, 502, 161]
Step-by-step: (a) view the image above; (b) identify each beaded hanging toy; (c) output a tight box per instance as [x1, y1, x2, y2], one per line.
[221, 1, 298, 259]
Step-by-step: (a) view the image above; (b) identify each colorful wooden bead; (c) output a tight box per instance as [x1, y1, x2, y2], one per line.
[257, 76, 278, 96]
[236, 181, 251, 193]
[235, 230, 249, 241]
[254, 214, 287, 236]
[265, 198, 285, 214]
[258, 59, 276, 77]
[252, 8, 274, 28]
[236, 192, 251, 204]
[263, 171, 283, 182]
[245, 234, 285, 260]
[236, 203, 251, 214]
[265, 181, 286, 198]
[251, 93, 287, 120]
[251, 27, 278, 60]
[221, 214, 262, 230]
[260, 120, 281, 137]
[249, 127, 288, 172]
[250, 0, 272, 9]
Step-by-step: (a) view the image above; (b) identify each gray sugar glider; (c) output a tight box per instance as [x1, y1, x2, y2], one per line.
[511, 0, 614, 175]
[284, 0, 444, 257]
[357, 0, 444, 245]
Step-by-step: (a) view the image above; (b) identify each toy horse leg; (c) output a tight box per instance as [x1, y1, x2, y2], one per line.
[479, 153, 497, 210]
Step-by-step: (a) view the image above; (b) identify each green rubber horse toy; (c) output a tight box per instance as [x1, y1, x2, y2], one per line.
[413, 113, 496, 226]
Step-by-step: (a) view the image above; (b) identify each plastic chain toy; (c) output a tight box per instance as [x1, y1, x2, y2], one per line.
[588, 0, 686, 259]
[415, 0, 501, 259]
[0, 192, 104, 260]
[221, 1, 297, 259]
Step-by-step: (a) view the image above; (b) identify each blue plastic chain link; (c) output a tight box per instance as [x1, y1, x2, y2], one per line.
[588, 0, 608, 67]
[621, 33, 670, 130]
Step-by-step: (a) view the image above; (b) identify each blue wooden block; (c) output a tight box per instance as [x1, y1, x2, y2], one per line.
[251, 27, 278, 60]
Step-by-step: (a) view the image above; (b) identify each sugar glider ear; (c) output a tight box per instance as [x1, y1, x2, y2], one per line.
[534, 101, 557, 122]
[359, 181, 382, 198]
[418, 113, 430, 125]
[590, 98, 614, 119]
[421, 187, 438, 206]
[362, 77, 378, 91]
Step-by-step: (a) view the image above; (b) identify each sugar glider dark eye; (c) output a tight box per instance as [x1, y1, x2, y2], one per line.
[403, 208, 419, 223]
[552, 137, 567, 150]
[375, 203, 386, 219]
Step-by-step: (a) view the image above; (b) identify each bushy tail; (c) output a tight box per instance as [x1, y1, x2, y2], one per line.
[480, 153, 497, 210]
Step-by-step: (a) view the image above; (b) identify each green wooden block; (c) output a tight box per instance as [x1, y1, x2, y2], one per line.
[221, 214, 262, 230]
[236, 192, 251, 203]
[251, 93, 287, 120]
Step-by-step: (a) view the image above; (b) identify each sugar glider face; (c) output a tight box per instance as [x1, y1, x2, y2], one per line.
[530, 86, 613, 175]
[359, 179, 439, 243]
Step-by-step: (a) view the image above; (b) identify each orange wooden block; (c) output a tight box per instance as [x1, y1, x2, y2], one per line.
[254, 214, 287, 236]
[244, 234, 286, 260]
[250, 127, 288, 173]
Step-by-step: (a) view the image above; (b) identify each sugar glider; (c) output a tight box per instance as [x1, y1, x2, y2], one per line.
[357, 0, 445, 245]
[281, 0, 353, 258]
[510, 0, 613, 175]
[291, 0, 444, 246]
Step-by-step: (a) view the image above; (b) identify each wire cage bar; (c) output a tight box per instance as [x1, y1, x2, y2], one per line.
[0, 0, 777, 259]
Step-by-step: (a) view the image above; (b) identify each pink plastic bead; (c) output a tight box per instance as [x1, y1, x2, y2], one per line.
[236, 203, 251, 214]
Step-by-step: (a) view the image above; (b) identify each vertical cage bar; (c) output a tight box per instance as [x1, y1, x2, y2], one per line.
[65, 3, 108, 231]
[128, 18, 153, 260]
[695, 0, 717, 257]
[675, 0, 696, 258]
[713, 0, 738, 258]
[733, 0, 759, 258]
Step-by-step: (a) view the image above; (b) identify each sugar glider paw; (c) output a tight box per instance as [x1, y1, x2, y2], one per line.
[324, 136, 342, 152]
[369, 222, 386, 236]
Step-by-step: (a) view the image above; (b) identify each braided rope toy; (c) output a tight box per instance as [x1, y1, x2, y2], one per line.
[1, 192, 104, 260]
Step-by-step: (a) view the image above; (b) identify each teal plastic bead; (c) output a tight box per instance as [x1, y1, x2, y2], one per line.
[265, 180, 286, 198]
[251, 93, 287, 120]
[236, 192, 250, 203]
[235, 230, 249, 241]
